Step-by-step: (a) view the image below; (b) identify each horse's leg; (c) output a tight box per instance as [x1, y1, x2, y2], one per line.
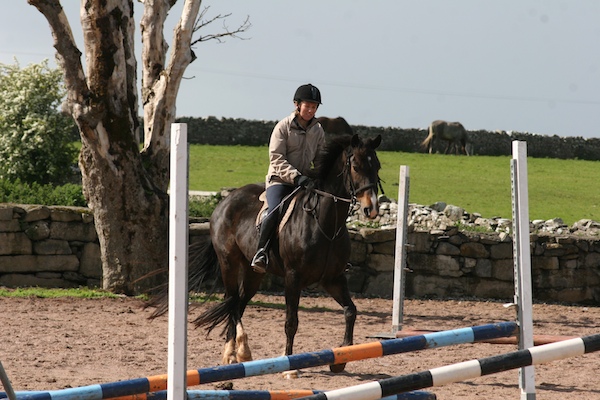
[281, 273, 302, 379]
[444, 140, 452, 154]
[234, 320, 252, 363]
[218, 251, 246, 365]
[220, 298, 254, 364]
[233, 267, 264, 363]
[222, 333, 237, 365]
[321, 275, 357, 373]
[220, 297, 239, 365]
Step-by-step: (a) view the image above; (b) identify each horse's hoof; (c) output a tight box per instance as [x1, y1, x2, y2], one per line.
[282, 370, 300, 379]
[223, 354, 237, 365]
[329, 363, 346, 373]
[236, 353, 252, 363]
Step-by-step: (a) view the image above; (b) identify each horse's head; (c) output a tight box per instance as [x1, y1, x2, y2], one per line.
[346, 134, 382, 219]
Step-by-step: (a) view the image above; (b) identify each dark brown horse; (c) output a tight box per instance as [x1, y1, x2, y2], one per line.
[148, 134, 382, 377]
[317, 116, 354, 135]
[421, 120, 471, 155]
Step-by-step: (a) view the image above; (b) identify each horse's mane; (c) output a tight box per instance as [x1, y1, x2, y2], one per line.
[314, 134, 354, 181]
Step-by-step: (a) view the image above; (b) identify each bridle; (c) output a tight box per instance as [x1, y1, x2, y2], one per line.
[301, 147, 382, 241]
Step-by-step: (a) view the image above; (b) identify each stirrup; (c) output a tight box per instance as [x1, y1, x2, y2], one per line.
[251, 249, 268, 273]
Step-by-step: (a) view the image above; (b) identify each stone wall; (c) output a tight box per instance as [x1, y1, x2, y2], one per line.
[347, 226, 600, 304]
[176, 116, 600, 160]
[4, 203, 598, 305]
[0, 204, 101, 288]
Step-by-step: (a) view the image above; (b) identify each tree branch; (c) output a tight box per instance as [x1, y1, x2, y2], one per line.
[27, 0, 93, 131]
[190, 7, 251, 46]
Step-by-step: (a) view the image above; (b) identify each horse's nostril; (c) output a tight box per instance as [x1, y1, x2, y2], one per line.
[363, 207, 371, 217]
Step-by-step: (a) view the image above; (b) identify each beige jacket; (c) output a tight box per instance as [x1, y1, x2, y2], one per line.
[265, 112, 325, 188]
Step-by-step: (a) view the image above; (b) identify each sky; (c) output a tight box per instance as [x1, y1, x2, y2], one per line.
[1, 1, 599, 138]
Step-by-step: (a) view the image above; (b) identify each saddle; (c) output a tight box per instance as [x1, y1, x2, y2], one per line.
[256, 191, 298, 233]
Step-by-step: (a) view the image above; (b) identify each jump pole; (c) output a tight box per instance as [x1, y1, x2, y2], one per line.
[294, 333, 600, 400]
[168, 123, 189, 400]
[2, 322, 517, 400]
[109, 389, 436, 400]
[0, 361, 16, 400]
[2, 390, 436, 400]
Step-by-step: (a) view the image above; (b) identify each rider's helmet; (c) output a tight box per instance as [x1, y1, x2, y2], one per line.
[293, 83, 322, 104]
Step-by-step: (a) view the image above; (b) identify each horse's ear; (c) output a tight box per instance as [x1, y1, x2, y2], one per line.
[367, 135, 382, 149]
[351, 134, 361, 147]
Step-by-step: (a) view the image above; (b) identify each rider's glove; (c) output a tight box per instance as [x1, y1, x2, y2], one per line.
[294, 175, 315, 190]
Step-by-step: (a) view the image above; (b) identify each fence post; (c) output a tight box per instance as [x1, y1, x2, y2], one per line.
[392, 165, 410, 333]
[511, 140, 536, 399]
[168, 123, 189, 400]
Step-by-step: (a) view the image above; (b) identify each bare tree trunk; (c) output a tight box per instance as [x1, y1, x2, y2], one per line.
[29, 0, 201, 294]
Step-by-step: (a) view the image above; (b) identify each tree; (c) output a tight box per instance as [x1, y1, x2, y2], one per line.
[28, 0, 250, 294]
[0, 60, 77, 185]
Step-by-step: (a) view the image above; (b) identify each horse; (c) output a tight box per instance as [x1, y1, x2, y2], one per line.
[317, 116, 354, 135]
[421, 120, 471, 155]
[147, 133, 382, 377]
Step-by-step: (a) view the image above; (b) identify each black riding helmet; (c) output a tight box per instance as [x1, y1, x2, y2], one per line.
[293, 83, 322, 104]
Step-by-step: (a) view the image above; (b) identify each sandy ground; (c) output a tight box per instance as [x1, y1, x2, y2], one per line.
[1, 293, 600, 399]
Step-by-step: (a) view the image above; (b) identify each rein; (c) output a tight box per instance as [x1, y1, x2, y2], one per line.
[301, 190, 348, 242]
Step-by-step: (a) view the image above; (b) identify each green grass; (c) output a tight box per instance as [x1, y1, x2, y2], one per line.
[189, 144, 600, 225]
[189, 145, 269, 189]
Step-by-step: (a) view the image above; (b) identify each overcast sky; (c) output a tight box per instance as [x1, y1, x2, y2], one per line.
[1, 1, 599, 138]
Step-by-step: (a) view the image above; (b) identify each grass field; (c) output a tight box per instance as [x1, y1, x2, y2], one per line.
[189, 144, 600, 226]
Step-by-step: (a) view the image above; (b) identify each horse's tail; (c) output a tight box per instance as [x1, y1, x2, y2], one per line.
[421, 124, 434, 152]
[187, 240, 236, 336]
[188, 239, 222, 294]
[192, 294, 239, 336]
[145, 239, 222, 320]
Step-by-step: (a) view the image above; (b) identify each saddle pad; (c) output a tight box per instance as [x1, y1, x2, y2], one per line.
[256, 191, 298, 233]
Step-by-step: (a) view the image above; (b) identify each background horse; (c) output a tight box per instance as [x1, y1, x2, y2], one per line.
[148, 134, 382, 376]
[421, 120, 471, 155]
[317, 116, 354, 135]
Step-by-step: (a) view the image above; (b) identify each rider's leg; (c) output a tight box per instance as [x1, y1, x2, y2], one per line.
[250, 210, 279, 273]
[250, 184, 292, 273]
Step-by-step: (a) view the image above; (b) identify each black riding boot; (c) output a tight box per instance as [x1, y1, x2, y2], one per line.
[250, 211, 279, 273]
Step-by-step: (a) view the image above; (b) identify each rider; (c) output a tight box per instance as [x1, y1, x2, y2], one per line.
[250, 83, 326, 273]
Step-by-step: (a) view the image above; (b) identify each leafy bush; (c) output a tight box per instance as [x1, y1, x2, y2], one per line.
[0, 179, 86, 207]
[188, 194, 222, 218]
[0, 178, 221, 217]
[0, 60, 78, 185]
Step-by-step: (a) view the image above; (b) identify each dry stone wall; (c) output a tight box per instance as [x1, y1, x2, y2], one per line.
[2, 203, 600, 305]
[176, 116, 600, 160]
[346, 226, 600, 304]
[0, 204, 101, 288]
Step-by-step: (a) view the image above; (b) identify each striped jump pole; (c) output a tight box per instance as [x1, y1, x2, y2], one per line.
[293, 333, 600, 400]
[110, 389, 436, 400]
[1, 390, 436, 400]
[1, 322, 515, 400]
